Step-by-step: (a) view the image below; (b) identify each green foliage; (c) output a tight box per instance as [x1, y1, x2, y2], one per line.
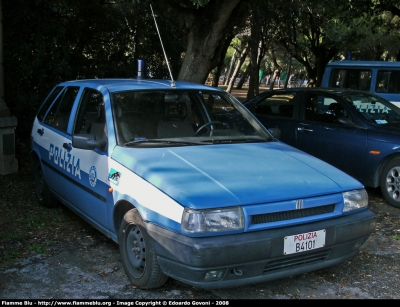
[3, 0, 399, 139]
[3, 0, 186, 141]
[345, 11, 400, 60]
[271, 0, 352, 58]
[255, 0, 400, 85]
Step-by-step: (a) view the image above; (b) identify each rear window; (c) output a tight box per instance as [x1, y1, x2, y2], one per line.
[328, 69, 372, 91]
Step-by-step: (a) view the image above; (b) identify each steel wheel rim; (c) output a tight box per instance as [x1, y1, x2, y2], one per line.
[126, 225, 146, 278]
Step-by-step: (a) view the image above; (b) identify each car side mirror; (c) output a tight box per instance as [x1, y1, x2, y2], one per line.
[268, 127, 281, 139]
[337, 117, 358, 127]
[72, 134, 107, 150]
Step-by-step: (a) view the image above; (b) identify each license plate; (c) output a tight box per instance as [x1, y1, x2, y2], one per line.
[284, 229, 326, 255]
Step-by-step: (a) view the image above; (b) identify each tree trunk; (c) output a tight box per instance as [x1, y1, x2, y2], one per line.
[225, 49, 237, 86]
[150, 0, 255, 83]
[269, 69, 281, 90]
[247, 7, 262, 99]
[236, 66, 249, 89]
[210, 32, 236, 87]
[226, 43, 249, 93]
[210, 64, 223, 87]
[269, 50, 282, 90]
[282, 57, 291, 88]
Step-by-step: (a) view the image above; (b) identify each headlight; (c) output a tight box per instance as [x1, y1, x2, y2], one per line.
[182, 207, 244, 233]
[343, 189, 368, 212]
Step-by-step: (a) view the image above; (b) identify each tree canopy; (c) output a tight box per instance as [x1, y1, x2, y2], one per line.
[3, 0, 400, 140]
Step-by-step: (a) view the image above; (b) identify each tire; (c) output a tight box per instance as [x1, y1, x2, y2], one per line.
[380, 157, 400, 208]
[118, 209, 168, 289]
[34, 160, 59, 208]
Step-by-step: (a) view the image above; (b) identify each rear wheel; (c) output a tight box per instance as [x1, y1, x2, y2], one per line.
[118, 208, 168, 289]
[380, 158, 400, 208]
[34, 160, 58, 208]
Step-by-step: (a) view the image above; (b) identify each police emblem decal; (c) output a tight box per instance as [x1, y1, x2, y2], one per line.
[89, 166, 97, 187]
[108, 168, 121, 186]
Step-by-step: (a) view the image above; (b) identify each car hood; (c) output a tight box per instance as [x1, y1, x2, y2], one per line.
[111, 142, 362, 208]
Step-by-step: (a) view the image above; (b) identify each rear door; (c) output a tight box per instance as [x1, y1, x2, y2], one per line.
[39, 86, 80, 201]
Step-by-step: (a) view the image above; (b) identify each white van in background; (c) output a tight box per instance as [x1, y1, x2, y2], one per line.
[321, 60, 400, 107]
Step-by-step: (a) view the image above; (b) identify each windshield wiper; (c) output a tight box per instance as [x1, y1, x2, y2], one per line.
[202, 137, 269, 144]
[123, 139, 203, 146]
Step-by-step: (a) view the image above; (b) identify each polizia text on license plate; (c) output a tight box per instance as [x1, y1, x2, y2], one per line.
[284, 229, 326, 255]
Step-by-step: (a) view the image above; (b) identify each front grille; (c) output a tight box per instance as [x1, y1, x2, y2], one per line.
[251, 204, 335, 224]
[263, 250, 330, 272]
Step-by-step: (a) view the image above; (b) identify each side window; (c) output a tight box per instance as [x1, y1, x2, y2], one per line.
[329, 69, 371, 91]
[254, 94, 295, 118]
[305, 94, 348, 124]
[37, 86, 64, 121]
[329, 69, 346, 88]
[74, 89, 106, 141]
[359, 71, 373, 91]
[376, 70, 400, 93]
[43, 87, 79, 133]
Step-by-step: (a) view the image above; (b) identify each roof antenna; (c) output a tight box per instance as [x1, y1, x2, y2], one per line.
[150, 4, 176, 88]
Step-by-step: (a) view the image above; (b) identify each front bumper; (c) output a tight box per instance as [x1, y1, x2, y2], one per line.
[146, 209, 375, 289]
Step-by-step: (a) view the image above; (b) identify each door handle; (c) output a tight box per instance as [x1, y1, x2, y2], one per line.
[37, 128, 44, 136]
[298, 127, 313, 132]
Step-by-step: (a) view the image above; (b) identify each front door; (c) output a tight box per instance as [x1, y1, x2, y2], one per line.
[296, 93, 367, 181]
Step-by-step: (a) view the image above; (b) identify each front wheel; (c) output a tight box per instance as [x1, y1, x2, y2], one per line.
[118, 209, 168, 289]
[380, 158, 400, 208]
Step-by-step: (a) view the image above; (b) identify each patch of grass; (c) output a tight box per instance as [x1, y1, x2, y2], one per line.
[0, 188, 94, 268]
[2, 251, 23, 268]
[2, 230, 24, 242]
[4, 251, 21, 260]
[389, 235, 400, 240]
[2, 209, 72, 241]
[0, 142, 96, 269]
[0, 192, 93, 269]
[28, 244, 50, 254]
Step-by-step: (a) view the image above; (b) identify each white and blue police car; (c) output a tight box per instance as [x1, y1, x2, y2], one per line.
[30, 60, 375, 289]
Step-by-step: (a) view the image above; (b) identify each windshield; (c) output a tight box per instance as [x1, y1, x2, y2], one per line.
[343, 93, 400, 125]
[111, 90, 272, 146]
